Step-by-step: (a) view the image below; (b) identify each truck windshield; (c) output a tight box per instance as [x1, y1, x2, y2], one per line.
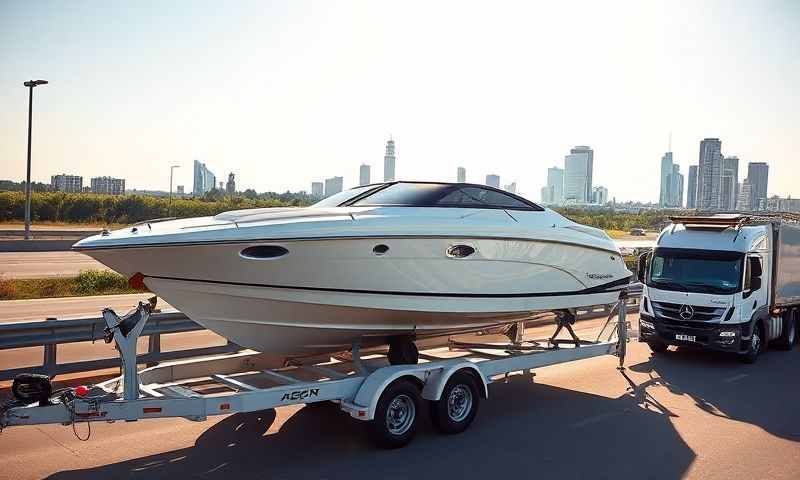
[648, 248, 744, 294]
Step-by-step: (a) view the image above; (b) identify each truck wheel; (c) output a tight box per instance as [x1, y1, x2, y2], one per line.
[388, 337, 419, 365]
[647, 340, 668, 353]
[774, 313, 797, 351]
[742, 323, 763, 364]
[430, 371, 481, 435]
[369, 379, 421, 449]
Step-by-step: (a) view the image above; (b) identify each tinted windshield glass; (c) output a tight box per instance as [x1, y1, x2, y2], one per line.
[311, 185, 379, 208]
[648, 248, 744, 294]
[351, 183, 538, 210]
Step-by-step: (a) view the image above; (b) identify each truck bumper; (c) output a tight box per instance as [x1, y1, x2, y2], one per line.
[639, 313, 750, 353]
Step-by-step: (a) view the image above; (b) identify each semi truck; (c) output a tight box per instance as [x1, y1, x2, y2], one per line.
[638, 214, 800, 363]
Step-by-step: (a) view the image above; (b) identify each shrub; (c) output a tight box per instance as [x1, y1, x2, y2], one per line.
[75, 270, 130, 294]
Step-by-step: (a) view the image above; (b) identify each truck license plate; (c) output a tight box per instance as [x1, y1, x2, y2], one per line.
[675, 334, 696, 342]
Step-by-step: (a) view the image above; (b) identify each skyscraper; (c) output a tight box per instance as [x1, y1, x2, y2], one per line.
[193, 160, 216, 195]
[671, 163, 684, 207]
[457, 167, 466, 183]
[544, 167, 564, 205]
[720, 156, 739, 211]
[359, 164, 371, 186]
[687, 165, 698, 209]
[485, 174, 500, 188]
[747, 162, 769, 211]
[592, 186, 608, 205]
[324, 176, 343, 197]
[696, 138, 723, 210]
[383, 139, 396, 182]
[503, 182, 517, 194]
[736, 179, 752, 211]
[311, 182, 324, 197]
[659, 152, 674, 207]
[564, 146, 593, 204]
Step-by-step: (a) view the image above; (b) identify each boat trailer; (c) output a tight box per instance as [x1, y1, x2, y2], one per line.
[1, 290, 631, 448]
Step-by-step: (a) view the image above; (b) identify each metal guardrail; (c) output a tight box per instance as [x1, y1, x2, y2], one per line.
[0, 285, 641, 381]
[0, 309, 240, 381]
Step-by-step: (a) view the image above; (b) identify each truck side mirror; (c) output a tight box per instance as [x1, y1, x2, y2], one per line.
[637, 252, 650, 284]
[744, 256, 762, 298]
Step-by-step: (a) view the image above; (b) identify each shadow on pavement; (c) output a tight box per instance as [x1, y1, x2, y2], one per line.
[47, 373, 694, 480]
[629, 345, 800, 443]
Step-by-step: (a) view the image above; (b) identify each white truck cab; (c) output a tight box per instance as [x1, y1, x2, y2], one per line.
[638, 214, 800, 363]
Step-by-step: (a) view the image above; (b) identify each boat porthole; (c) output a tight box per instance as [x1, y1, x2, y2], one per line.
[240, 245, 289, 260]
[373, 244, 389, 256]
[447, 245, 475, 258]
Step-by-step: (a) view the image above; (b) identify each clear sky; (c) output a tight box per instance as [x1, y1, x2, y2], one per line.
[1, 0, 798, 201]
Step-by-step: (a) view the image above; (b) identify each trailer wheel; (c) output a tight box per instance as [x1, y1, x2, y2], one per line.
[388, 337, 419, 365]
[369, 379, 421, 449]
[647, 340, 668, 353]
[742, 322, 763, 364]
[430, 371, 481, 435]
[774, 312, 797, 351]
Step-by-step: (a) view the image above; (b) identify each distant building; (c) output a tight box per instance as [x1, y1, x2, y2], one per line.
[485, 174, 500, 188]
[747, 162, 769, 211]
[90, 176, 125, 195]
[696, 138, 723, 210]
[764, 195, 800, 213]
[592, 186, 609, 205]
[503, 182, 517, 194]
[687, 165, 698, 209]
[720, 156, 739, 211]
[736, 179, 751, 211]
[226, 173, 236, 195]
[659, 152, 683, 207]
[311, 182, 324, 197]
[193, 160, 216, 195]
[176, 185, 185, 195]
[324, 176, 343, 197]
[457, 167, 466, 183]
[359, 164, 371, 186]
[383, 139, 396, 182]
[542, 167, 564, 205]
[51, 174, 83, 193]
[564, 146, 593, 204]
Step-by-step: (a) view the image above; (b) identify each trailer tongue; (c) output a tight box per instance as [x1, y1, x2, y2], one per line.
[2, 289, 634, 448]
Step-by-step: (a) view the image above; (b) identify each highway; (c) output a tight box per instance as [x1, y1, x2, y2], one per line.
[1, 317, 799, 479]
[0, 293, 170, 323]
[0, 252, 109, 279]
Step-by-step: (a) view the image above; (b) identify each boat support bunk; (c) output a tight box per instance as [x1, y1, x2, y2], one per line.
[1, 290, 631, 449]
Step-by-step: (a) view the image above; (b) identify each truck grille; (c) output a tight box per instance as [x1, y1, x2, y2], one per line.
[651, 301, 726, 322]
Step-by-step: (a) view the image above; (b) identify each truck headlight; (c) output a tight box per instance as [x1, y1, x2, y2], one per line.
[640, 319, 655, 330]
[719, 330, 737, 337]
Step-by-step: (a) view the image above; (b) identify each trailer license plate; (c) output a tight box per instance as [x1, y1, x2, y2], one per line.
[675, 334, 695, 342]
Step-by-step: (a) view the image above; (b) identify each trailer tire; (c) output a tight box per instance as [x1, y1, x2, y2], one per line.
[430, 371, 481, 435]
[774, 312, 797, 351]
[647, 340, 668, 353]
[369, 379, 421, 449]
[742, 322, 764, 364]
[388, 337, 419, 365]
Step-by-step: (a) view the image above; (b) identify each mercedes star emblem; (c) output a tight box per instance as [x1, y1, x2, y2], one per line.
[679, 304, 694, 320]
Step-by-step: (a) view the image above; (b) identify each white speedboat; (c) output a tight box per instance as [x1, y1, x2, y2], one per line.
[74, 182, 631, 362]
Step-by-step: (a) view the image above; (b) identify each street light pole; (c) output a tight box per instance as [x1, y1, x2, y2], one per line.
[23, 79, 48, 241]
[168, 165, 180, 217]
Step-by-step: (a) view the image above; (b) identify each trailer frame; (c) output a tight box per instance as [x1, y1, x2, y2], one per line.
[1, 289, 631, 447]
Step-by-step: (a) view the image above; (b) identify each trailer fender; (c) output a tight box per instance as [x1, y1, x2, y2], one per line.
[420, 363, 489, 402]
[350, 359, 475, 421]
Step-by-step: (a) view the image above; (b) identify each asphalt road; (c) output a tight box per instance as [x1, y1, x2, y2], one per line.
[1, 316, 799, 480]
[0, 294, 170, 323]
[0, 252, 109, 279]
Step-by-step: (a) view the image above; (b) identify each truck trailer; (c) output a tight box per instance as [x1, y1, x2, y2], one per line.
[637, 213, 800, 363]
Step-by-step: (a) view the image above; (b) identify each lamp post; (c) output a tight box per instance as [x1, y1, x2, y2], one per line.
[168, 165, 180, 217]
[23, 79, 48, 240]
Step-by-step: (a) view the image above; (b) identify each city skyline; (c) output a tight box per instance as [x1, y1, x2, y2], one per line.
[1, 2, 798, 201]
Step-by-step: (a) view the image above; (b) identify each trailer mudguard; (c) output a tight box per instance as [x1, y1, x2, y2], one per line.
[420, 363, 489, 402]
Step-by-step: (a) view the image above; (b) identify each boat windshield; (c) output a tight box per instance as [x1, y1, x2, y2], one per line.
[311, 185, 380, 208]
[347, 183, 541, 211]
[648, 247, 744, 294]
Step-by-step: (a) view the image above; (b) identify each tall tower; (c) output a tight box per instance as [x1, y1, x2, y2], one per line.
[687, 165, 698, 209]
[457, 167, 466, 183]
[564, 146, 593, 204]
[696, 138, 722, 210]
[383, 139, 396, 182]
[747, 162, 769, 210]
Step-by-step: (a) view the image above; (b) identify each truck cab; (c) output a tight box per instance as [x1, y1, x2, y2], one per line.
[638, 215, 799, 363]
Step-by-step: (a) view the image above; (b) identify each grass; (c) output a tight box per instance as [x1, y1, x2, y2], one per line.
[605, 229, 629, 239]
[0, 270, 146, 300]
